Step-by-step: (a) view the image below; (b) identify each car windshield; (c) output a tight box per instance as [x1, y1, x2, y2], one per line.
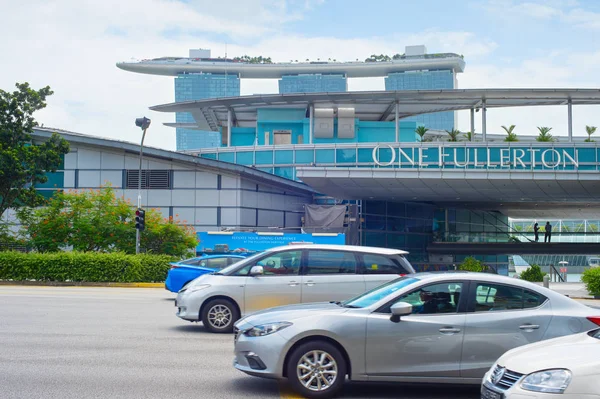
[179, 257, 201, 265]
[591, 329, 600, 340]
[342, 276, 420, 308]
[216, 252, 265, 275]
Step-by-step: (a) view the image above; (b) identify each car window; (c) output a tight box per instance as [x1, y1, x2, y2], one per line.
[234, 250, 302, 276]
[227, 257, 242, 265]
[381, 282, 463, 315]
[305, 250, 356, 275]
[205, 258, 230, 270]
[180, 258, 201, 266]
[342, 277, 420, 309]
[473, 283, 542, 312]
[361, 254, 408, 275]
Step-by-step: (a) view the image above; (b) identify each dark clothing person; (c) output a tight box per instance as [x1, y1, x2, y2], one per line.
[545, 222, 552, 243]
[534, 223, 540, 242]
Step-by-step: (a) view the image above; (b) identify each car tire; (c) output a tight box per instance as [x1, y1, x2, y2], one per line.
[286, 340, 347, 399]
[201, 298, 239, 333]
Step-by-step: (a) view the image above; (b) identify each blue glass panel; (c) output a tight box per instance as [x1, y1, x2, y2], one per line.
[315, 149, 334, 164]
[255, 151, 274, 165]
[274, 167, 294, 180]
[36, 172, 64, 189]
[236, 151, 253, 165]
[335, 149, 357, 164]
[295, 150, 314, 164]
[358, 148, 374, 163]
[258, 167, 274, 174]
[217, 152, 235, 163]
[274, 150, 293, 164]
[201, 153, 217, 160]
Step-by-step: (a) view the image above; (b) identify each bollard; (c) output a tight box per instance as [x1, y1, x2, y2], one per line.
[543, 274, 550, 289]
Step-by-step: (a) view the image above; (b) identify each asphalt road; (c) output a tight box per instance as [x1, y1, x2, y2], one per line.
[0, 286, 480, 399]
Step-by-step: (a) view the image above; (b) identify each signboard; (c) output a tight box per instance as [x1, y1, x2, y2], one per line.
[372, 144, 581, 170]
[197, 231, 345, 254]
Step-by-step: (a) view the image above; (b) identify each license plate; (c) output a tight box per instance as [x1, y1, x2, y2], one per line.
[481, 386, 502, 399]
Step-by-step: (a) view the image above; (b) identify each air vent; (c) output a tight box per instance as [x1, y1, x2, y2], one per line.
[125, 170, 171, 189]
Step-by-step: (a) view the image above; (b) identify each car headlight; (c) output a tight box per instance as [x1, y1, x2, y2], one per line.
[520, 369, 572, 394]
[244, 322, 292, 337]
[186, 284, 211, 293]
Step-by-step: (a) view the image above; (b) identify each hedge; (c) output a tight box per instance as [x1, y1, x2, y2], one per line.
[582, 267, 600, 296]
[0, 252, 176, 283]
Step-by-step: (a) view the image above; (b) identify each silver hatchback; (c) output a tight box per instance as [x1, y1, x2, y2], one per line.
[233, 272, 600, 398]
[175, 244, 415, 333]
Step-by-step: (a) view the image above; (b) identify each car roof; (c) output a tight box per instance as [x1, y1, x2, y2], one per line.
[264, 244, 408, 255]
[191, 254, 245, 260]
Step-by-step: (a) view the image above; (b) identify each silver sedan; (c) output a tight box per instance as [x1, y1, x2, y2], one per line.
[233, 272, 600, 399]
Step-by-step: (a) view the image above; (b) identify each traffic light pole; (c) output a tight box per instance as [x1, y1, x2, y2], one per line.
[136, 127, 148, 255]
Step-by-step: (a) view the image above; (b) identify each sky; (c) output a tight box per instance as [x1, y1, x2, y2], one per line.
[2, 0, 600, 150]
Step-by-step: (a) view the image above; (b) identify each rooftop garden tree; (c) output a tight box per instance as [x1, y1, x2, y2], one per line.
[536, 126, 556, 142]
[445, 128, 461, 142]
[585, 125, 597, 142]
[501, 125, 518, 142]
[0, 82, 70, 219]
[415, 126, 429, 142]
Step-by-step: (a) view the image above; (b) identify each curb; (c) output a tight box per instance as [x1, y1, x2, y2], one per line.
[0, 281, 164, 288]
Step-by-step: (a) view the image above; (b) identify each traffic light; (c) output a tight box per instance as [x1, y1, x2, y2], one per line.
[135, 208, 146, 231]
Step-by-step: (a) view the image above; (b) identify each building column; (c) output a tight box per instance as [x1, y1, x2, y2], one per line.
[394, 102, 399, 142]
[227, 109, 232, 147]
[568, 98, 573, 143]
[482, 99, 487, 142]
[470, 108, 475, 141]
[309, 104, 314, 144]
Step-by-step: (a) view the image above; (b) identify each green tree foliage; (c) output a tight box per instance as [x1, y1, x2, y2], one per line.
[501, 125, 518, 142]
[520, 264, 546, 282]
[536, 126, 556, 142]
[232, 55, 273, 64]
[365, 54, 391, 62]
[17, 187, 198, 256]
[445, 128, 461, 142]
[415, 126, 429, 142]
[462, 131, 474, 141]
[585, 125, 597, 142]
[458, 257, 485, 272]
[0, 82, 70, 219]
[582, 267, 600, 296]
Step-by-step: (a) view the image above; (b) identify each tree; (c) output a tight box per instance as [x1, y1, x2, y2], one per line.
[415, 126, 429, 142]
[458, 257, 485, 272]
[17, 187, 198, 256]
[585, 125, 597, 142]
[0, 82, 70, 219]
[536, 126, 556, 142]
[462, 131, 474, 141]
[520, 264, 546, 282]
[445, 128, 461, 142]
[501, 125, 518, 142]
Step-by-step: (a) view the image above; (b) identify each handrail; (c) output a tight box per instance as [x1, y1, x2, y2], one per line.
[549, 264, 565, 282]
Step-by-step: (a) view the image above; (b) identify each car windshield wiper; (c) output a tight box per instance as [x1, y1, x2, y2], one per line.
[341, 304, 360, 308]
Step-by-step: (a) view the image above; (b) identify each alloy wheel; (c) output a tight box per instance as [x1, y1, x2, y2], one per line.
[207, 304, 232, 328]
[296, 350, 338, 392]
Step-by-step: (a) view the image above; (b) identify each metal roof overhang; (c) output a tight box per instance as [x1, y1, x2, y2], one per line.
[149, 89, 600, 131]
[296, 167, 600, 219]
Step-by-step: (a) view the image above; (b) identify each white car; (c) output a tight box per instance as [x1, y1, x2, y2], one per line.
[482, 326, 600, 399]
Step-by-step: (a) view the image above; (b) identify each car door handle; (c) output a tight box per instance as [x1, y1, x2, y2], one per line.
[304, 280, 315, 286]
[439, 327, 461, 334]
[288, 281, 299, 287]
[519, 324, 540, 331]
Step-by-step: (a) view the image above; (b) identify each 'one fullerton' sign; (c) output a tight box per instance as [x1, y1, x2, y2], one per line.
[371, 145, 581, 169]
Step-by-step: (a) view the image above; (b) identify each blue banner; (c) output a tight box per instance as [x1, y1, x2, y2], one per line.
[197, 231, 345, 254]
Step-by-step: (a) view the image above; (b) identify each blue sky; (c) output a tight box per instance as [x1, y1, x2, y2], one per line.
[1, 0, 600, 149]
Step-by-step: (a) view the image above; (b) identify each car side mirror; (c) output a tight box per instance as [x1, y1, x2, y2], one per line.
[390, 301, 412, 323]
[249, 265, 264, 276]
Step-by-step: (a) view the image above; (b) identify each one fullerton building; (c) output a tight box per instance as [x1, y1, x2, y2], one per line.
[145, 85, 600, 275]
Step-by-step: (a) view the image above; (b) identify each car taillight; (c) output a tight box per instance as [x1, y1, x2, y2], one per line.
[399, 274, 406, 276]
[170, 265, 179, 269]
[587, 317, 600, 326]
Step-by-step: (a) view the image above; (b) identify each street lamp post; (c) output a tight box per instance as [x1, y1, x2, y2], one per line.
[134, 117, 151, 254]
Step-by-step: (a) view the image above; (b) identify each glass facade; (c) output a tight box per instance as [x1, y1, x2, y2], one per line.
[175, 73, 240, 150]
[361, 201, 510, 274]
[279, 74, 347, 93]
[385, 69, 455, 131]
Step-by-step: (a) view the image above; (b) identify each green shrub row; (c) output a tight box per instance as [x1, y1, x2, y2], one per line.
[0, 252, 176, 283]
[582, 267, 600, 296]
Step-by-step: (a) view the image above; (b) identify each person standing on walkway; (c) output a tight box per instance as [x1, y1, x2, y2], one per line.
[545, 222, 552, 243]
[534, 223, 540, 242]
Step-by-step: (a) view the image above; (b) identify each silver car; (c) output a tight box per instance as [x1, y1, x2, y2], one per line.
[175, 244, 415, 333]
[233, 272, 600, 399]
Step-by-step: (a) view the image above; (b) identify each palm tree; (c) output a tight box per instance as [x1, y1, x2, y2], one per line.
[585, 125, 597, 142]
[501, 125, 518, 142]
[415, 126, 429, 142]
[536, 126, 556, 142]
[462, 131, 474, 141]
[445, 129, 461, 142]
